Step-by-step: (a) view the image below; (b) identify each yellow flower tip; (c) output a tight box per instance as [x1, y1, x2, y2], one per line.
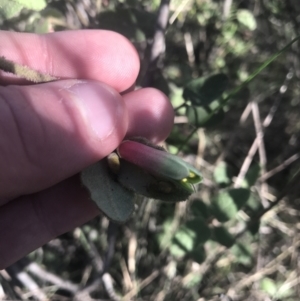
[107, 152, 120, 174]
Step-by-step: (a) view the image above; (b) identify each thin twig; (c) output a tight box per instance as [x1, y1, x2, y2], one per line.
[75, 221, 119, 298]
[251, 101, 267, 175]
[102, 273, 121, 301]
[7, 259, 46, 300]
[156, 261, 177, 301]
[0, 56, 57, 83]
[73, 227, 103, 272]
[233, 138, 258, 188]
[120, 257, 133, 291]
[0, 280, 5, 300]
[258, 152, 300, 182]
[76, 278, 102, 297]
[123, 270, 160, 300]
[234, 71, 293, 188]
[229, 238, 300, 293]
[6, 262, 48, 300]
[169, 0, 191, 25]
[15, 271, 46, 300]
[277, 271, 300, 298]
[174, 115, 188, 123]
[184, 31, 195, 66]
[140, 0, 170, 87]
[233, 96, 281, 188]
[103, 221, 118, 272]
[27, 262, 79, 293]
[222, 0, 233, 20]
[128, 233, 137, 275]
[0, 270, 20, 300]
[196, 128, 206, 169]
[150, 0, 170, 62]
[251, 101, 268, 206]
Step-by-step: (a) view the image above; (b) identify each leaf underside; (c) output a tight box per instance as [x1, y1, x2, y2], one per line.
[81, 160, 135, 223]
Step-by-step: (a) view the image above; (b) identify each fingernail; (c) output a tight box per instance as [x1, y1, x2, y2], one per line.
[64, 81, 125, 141]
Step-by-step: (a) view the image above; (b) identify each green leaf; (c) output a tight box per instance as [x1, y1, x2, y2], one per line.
[248, 220, 260, 236]
[170, 218, 210, 257]
[117, 160, 193, 202]
[0, 0, 46, 19]
[276, 282, 294, 299]
[260, 277, 277, 297]
[212, 226, 235, 248]
[212, 188, 251, 222]
[213, 161, 232, 185]
[170, 226, 196, 257]
[244, 164, 261, 187]
[186, 105, 224, 128]
[245, 193, 262, 212]
[231, 242, 253, 266]
[190, 244, 206, 264]
[237, 9, 257, 31]
[14, 0, 46, 10]
[184, 218, 211, 245]
[190, 199, 211, 219]
[156, 218, 174, 249]
[183, 73, 228, 106]
[182, 274, 202, 289]
[81, 160, 135, 223]
[170, 84, 185, 114]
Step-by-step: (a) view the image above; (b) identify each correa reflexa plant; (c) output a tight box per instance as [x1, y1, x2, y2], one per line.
[0, 56, 202, 223]
[81, 137, 202, 222]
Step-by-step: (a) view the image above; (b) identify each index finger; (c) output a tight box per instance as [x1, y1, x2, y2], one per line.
[0, 30, 140, 92]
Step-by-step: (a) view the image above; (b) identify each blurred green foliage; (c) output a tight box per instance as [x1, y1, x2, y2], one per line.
[0, 0, 46, 19]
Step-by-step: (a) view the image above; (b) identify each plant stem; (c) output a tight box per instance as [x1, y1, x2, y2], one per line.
[0, 56, 57, 83]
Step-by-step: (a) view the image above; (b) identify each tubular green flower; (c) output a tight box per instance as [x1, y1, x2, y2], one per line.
[117, 140, 202, 184]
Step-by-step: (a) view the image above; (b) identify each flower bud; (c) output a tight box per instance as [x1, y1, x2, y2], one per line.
[117, 140, 202, 185]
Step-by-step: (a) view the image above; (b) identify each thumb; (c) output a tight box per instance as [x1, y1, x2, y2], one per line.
[0, 80, 128, 202]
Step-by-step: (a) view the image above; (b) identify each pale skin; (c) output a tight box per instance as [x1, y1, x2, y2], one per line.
[0, 30, 174, 269]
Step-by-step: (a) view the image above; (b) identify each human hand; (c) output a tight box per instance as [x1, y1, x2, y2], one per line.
[0, 30, 174, 269]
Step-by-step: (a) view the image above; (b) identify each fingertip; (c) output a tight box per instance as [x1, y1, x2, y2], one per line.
[0, 30, 140, 92]
[123, 88, 174, 143]
[63, 30, 140, 92]
[95, 31, 140, 92]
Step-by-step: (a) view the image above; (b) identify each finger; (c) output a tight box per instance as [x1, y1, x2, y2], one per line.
[0, 89, 174, 268]
[0, 80, 128, 202]
[0, 176, 99, 269]
[124, 88, 174, 143]
[0, 83, 174, 202]
[0, 30, 139, 92]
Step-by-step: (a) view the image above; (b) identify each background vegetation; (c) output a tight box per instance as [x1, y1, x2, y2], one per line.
[1, 0, 300, 300]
